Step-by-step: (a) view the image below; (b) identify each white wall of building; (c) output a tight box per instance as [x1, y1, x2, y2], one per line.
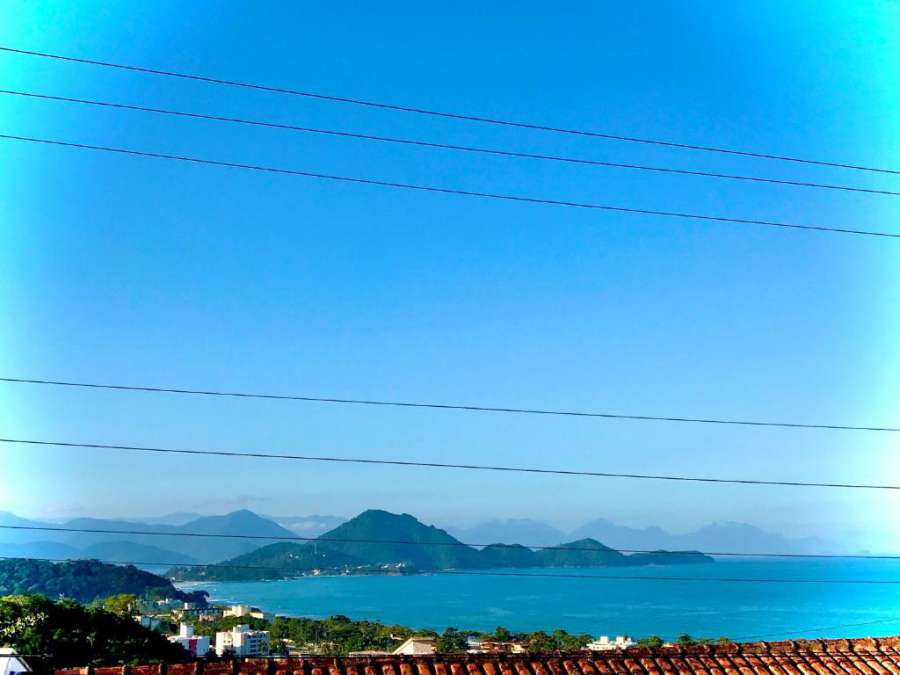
[215, 624, 271, 657]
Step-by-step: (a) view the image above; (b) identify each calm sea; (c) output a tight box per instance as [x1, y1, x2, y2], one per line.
[176, 559, 900, 641]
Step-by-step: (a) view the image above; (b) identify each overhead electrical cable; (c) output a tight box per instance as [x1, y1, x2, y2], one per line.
[735, 616, 900, 641]
[1, 135, 898, 239]
[0, 553, 898, 585]
[1, 523, 899, 560]
[1, 46, 898, 176]
[2, 377, 898, 432]
[1, 438, 898, 490]
[1, 89, 895, 197]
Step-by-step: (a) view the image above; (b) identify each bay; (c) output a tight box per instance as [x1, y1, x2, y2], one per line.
[177, 559, 900, 642]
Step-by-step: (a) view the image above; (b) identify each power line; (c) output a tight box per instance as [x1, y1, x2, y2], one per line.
[2, 522, 898, 560]
[5, 136, 895, 239]
[735, 616, 900, 641]
[3, 377, 898, 432]
[2, 46, 898, 176]
[2, 555, 897, 586]
[2, 438, 899, 491]
[3, 89, 896, 198]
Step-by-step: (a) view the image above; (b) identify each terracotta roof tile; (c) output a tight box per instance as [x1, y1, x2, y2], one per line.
[51, 638, 900, 675]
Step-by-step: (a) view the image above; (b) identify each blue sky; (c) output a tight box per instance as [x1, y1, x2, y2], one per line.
[1, 1, 898, 550]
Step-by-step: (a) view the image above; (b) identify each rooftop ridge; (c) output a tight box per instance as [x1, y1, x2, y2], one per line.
[48, 637, 900, 675]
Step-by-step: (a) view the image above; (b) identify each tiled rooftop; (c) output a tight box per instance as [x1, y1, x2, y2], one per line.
[55, 637, 900, 675]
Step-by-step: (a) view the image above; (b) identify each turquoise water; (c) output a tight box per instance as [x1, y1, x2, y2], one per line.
[177, 559, 900, 641]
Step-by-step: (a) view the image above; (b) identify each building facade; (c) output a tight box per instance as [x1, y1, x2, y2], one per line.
[168, 624, 211, 657]
[215, 624, 271, 657]
[392, 637, 436, 655]
[584, 635, 636, 651]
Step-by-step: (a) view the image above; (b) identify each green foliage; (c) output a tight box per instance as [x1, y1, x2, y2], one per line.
[256, 613, 418, 655]
[522, 629, 591, 652]
[0, 594, 188, 669]
[494, 626, 512, 641]
[192, 615, 270, 637]
[435, 627, 469, 653]
[103, 594, 139, 616]
[638, 635, 664, 647]
[676, 634, 712, 646]
[0, 558, 207, 605]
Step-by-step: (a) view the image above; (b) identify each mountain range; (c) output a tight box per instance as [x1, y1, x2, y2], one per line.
[446, 517, 832, 555]
[168, 509, 713, 581]
[0, 508, 835, 571]
[0, 509, 295, 563]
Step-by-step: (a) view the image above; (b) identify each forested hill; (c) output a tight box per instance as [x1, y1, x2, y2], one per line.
[170, 510, 714, 581]
[0, 558, 208, 603]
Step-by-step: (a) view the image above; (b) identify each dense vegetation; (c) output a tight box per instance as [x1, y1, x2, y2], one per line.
[0, 592, 729, 664]
[0, 594, 188, 669]
[0, 558, 208, 604]
[171, 510, 713, 581]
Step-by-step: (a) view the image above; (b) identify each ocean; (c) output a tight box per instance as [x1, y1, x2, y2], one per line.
[176, 558, 900, 641]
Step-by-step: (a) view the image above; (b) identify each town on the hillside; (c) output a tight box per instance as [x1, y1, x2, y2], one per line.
[151, 599, 643, 657]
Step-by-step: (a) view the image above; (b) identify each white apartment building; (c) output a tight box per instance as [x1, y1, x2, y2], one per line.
[584, 635, 636, 651]
[215, 624, 271, 657]
[168, 624, 211, 657]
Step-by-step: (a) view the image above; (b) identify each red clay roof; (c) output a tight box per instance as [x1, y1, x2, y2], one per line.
[55, 637, 900, 675]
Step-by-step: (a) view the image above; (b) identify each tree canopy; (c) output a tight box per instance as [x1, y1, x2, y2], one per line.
[0, 594, 188, 670]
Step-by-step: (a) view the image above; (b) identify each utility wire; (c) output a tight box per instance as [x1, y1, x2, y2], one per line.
[2, 135, 899, 240]
[3, 438, 899, 490]
[1, 523, 898, 560]
[1, 46, 898, 176]
[735, 616, 900, 641]
[2, 89, 895, 198]
[3, 377, 898, 433]
[1, 555, 897, 586]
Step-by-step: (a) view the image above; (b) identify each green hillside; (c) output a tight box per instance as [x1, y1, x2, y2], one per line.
[316, 510, 484, 570]
[478, 543, 539, 567]
[0, 558, 207, 603]
[534, 538, 631, 567]
[168, 542, 365, 581]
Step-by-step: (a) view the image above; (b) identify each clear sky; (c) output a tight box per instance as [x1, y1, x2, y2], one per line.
[1, 1, 898, 550]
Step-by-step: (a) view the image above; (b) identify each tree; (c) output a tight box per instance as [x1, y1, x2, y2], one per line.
[104, 594, 139, 616]
[0, 594, 188, 669]
[526, 631, 556, 652]
[436, 627, 468, 653]
[494, 626, 511, 641]
[638, 635, 664, 648]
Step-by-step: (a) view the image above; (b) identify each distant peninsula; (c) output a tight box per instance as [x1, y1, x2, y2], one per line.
[168, 510, 713, 581]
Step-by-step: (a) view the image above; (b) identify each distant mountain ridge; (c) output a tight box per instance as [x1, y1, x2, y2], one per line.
[0, 509, 294, 563]
[1, 508, 835, 572]
[169, 510, 713, 581]
[446, 519, 567, 548]
[568, 518, 831, 555]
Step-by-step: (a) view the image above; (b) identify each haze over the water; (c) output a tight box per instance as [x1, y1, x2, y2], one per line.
[1, 0, 898, 553]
